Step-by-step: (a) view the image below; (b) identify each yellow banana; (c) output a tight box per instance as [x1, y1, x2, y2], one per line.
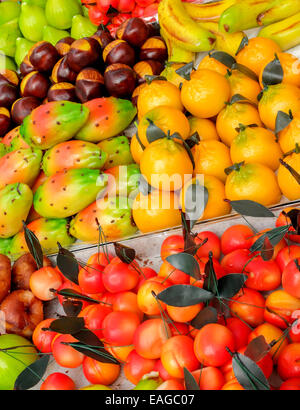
[160, 26, 195, 64]
[158, 0, 216, 53]
[183, 0, 237, 23]
[259, 12, 300, 51]
[257, 0, 300, 26]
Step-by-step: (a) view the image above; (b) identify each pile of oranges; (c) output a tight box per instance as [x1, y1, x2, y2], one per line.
[131, 37, 300, 234]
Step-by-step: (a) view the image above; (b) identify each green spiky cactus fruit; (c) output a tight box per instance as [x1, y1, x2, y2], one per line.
[0, 183, 33, 239]
[98, 136, 134, 170]
[42, 140, 107, 176]
[34, 168, 107, 219]
[0, 148, 42, 190]
[10, 217, 75, 258]
[69, 196, 138, 243]
[0, 237, 12, 257]
[0, 143, 7, 158]
[9, 134, 31, 152]
[26, 171, 48, 223]
[104, 164, 140, 197]
[20, 101, 89, 150]
[76, 97, 137, 143]
[2, 126, 21, 147]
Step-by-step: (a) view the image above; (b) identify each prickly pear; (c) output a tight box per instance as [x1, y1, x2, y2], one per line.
[76, 97, 137, 143]
[10, 217, 75, 258]
[20, 101, 89, 150]
[0, 237, 12, 257]
[26, 171, 48, 223]
[45, 0, 82, 30]
[0, 148, 42, 190]
[0, 183, 33, 238]
[98, 136, 134, 170]
[9, 134, 31, 152]
[2, 126, 20, 147]
[0, 143, 7, 158]
[42, 140, 107, 176]
[69, 196, 138, 243]
[18, 3, 47, 42]
[34, 168, 107, 219]
[104, 164, 140, 197]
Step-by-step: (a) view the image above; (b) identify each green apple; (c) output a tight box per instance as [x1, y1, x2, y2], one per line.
[80, 384, 112, 390]
[0, 334, 38, 390]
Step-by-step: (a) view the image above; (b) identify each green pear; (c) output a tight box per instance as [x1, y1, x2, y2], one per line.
[24, 0, 47, 8]
[0, 19, 21, 57]
[18, 3, 47, 42]
[71, 15, 97, 40]
[43, 25, 70, 46]
[82, 6, 89, 18]
[45, 0, 82, 30]
[0, 54, 17, 71]
[15, 37, 35, 67]
[0, 1, 20, 26]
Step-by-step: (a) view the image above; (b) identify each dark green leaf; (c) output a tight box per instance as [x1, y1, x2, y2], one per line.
[229, 200, 275, 217]
[50, 316, 85, 335]
[250, 225, 290, 255]
[170, 132, 196, 169]
[209, 51, 236, 69]
[146, 119, 166, 144]
[23, 222, 43, 270]
[275, 110, 293, 136]
[157, 284, 214, 307]
[235, 35, 249, 56]
[56, 243, 79, 285]
[135, 132, 145, 150]
[191, 306, 218, 330]
[62, 300, 83, 317]
[262, 55, 283, 87]
[166, 253, 200, 280]
[260, 237, 274, 261]
[114, 242, 136, 264]
[217, 274, 247, 299]
[184, 180, 208, 228]
[63, 342, 119, 365]
[73, 328, 103, 347]
[244, 336, 271, 363]
[279, 158, 300, 185]
[185, 131, 200, 149]
[56, 288, 101, 304]
[14, 355, 50, 390]
[184, 367, 200, 391]
[203, 254, 218, 294]
[175, 62, 194, 80]
[181, 212, 198, 256]
[229, 94, 250, 105]
[224, 161, 245, 176]
[144, 75, 167, 85]
[233, 63, 258, 82]
[232, 352, 270, 391]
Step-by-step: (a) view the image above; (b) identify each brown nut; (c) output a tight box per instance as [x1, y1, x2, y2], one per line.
[0, 254, 11, 303]
[51, 56, 77, 84]
[133, 60, 163, 84]
[0, 70, 19, 87]
[67, 37, 101, 73]
[75, 67, 104, 103]
[20, 71, 49, 99]
[55, 36, 75, 57]
[116, 17, 149, 47]
[147, 21, 161, 37]
[139, 36, 168, 62]
[0, 83, 19, 109]
[47, 82, 77, 102]
[92, 28, 114, 49]
[0, 107, 11, 137]
[0, 290, 44, 338]
[20, 54, 35, 77]
[11, 97, 41, 125]
[28, 41, 59, 72]
[11, 253, 52, 291]
[103, 40, 135, 67]
[104, 63, 137, 99]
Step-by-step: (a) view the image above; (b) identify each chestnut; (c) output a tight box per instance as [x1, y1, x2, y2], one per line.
[29, 41, 59, 73]
[20, 54, 35, 77]
[139, 36, 168, 62]
[133, 60, 163, 84]
[147, 21, 161, 37]
[92, 27, 114, 49]
[104, 63, 137, 99]
[0, 70, 19, 87]
[0, 83, 19, 109]
[75, 67, 104, 103]
[51, 56, 77, 84]
[47, 82, 77, 102]
[67, 37, 101, 73]
[11, 97, 41, 125]
[0, 107, 10, 137]
[20, 71, 49, 100]
[116, 18, 149, 47]
[103, 40, 135, 67]
[56, 37, 75, 57]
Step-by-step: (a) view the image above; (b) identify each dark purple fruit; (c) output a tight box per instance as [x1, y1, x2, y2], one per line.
[0, 83, 19, 109]
[51, 56, 77, 84]
[139, 37, 168, 62]
[20, 71, 49, 100]
[47, 82, 77, 102]
[56, 37, 75, 57]
[103, 40, 135, 67]
[116, 18, 149, 47]
[67, 37, 101, 73]
[28, 41, 59, 72]
[11, 97, 40, 125]
[104, 63, 136, 99]
[20, 55, 35, 77]
[92, 28, 113, 49]
[0, 107, 10, 137]
[133, 60, 163, 84]
[75, 67, 104, 103]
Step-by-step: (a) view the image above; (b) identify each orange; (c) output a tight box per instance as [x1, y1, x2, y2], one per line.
[180, 175, 231, 221]
[226, 69, 262, 105]
[181, 69, 231, 118]
[230, 126, 283, 171]
[132, 190, 182, 233]
[258, 83, 300, 131]
[216, 101, 263, 146]
[140, 137, 193, 191]
[192, 140, 232, 183]
[137, 106, 190, 148]
[130, 134, 144, 165]
[198, 54, 229, 76]
[278, 111, 300, 154]
[160, 62, 187, 88]
[236, 37, 282, 77]
[137, 80, 183, 119]
[277, 150, 300, 200]
[188, 117, 220, 141]
[225, 162, 282, 207]
[259, 52, 300, 88]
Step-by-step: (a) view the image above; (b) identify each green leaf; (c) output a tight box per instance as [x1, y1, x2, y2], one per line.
[145, 75, 167, 85]
[114, 242, 136, 264]
[181, 212, 198, 256]
[157, 284, 214, 307]
[209, 51, 236, 69]
[184, 180, 208, 228]
[175, 62, 194, 81]
[14, 355, 50, 390]
[244, 336, 271, 363]
[233, 63, 258, 82]
[49, 317, 85, 335]
[191, 306, 218, 330]
[275, 110, 293, 136]
[229, 200, 275, 218]
[56, 243, 79, 285]
[185, 131, 200, 149]
[235, 35, 249, 56]
[232, 352, 270, 391]
[184, 367, 200, 391]
[146, 119, 166, 144]
[63, 342, 119, 365]
[203, 254, 218, 294]
[262, 55, 283, 87]
[56, 288, 101, 304]
[23, 222, 43, 270]
[217, 274, 247, 299]
[279, 158, 300, 185]
[229, 94, 250, 105]
[72, 329, 103, 347]
[166, 253, 201, 280]
[250, 225, 291, 255]
[62, 300, 83, 317]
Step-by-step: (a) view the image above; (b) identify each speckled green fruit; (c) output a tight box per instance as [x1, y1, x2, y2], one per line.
[98, 136, 134, 170]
